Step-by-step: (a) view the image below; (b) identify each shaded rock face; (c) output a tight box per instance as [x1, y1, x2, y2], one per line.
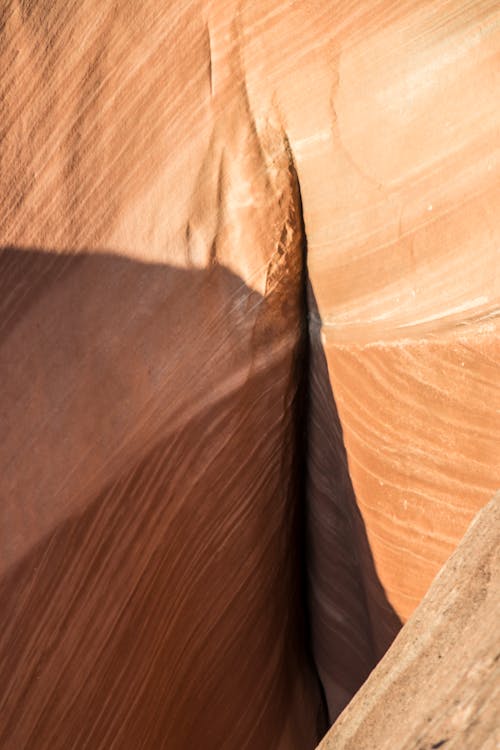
[0, 247, 325, 750]
[1, 1, 499, 748]
[306, 297, 402, 719]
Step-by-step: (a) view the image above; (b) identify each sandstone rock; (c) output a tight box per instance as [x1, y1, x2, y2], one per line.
[317, 492, 500, 750]
[0, 249, 325, 750]
[0, 0, 498, 747]
[302, 0, 500, 720]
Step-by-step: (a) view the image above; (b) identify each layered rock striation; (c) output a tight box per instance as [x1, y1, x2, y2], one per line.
[0, 0, 499, 747]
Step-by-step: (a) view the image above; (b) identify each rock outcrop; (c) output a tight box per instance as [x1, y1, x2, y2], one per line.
[0, 0, 498, 747]
[317, 492, 500, 750]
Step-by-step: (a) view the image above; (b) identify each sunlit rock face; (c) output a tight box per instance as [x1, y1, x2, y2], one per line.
[299, 0, 500, 721]
[317, 493, 500, 750]
[0, 0, 498, 747]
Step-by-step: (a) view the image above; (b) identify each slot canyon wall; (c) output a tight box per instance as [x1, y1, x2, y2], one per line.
[0, 1, 498, 748]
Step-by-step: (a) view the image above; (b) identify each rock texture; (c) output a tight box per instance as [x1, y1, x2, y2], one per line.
[0, 249, 326, 750]
[301, 0, 500, 719]
[317, 492, 500, 750]
[0, 0, 499, 747]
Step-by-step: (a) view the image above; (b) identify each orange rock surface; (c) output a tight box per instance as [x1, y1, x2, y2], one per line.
[0, 0, 498, 746]
[317, 492, 500, 749]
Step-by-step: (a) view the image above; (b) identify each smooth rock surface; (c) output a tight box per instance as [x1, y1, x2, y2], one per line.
[300, 5, 500, 719]
[317, 492, 500, 750]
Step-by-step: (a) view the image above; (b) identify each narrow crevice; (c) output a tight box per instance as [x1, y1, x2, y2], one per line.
[288, 147, 402, 730]
[290, 160, 330, 738]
